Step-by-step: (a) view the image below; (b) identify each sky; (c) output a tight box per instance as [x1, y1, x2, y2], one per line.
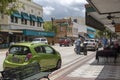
[32, 0, 88, 21]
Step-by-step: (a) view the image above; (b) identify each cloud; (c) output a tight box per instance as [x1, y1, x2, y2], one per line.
[32, 0, 88, 20]
[59, 0, 87, 6]
[43, 6, 55, 15]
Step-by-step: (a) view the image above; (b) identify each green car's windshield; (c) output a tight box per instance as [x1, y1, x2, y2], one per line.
[9, 46, 31, 55]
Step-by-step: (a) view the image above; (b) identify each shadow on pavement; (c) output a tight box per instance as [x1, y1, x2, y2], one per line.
[90, 56, 120, 80]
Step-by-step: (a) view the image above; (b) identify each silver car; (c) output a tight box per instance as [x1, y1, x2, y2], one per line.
[84, 39, 98, 51]
[32, 38, 48, 44]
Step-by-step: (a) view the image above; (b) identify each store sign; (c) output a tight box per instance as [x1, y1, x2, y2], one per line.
[23, 30, 55, 37]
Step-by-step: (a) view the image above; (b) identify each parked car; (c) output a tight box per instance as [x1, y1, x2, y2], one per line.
[58, 37, 73, 46]
[3, 42, 62, 71]
[84, 39, 98, 51]
[32, 37, 48, 44]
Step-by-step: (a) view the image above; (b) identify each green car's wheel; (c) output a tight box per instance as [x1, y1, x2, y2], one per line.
[56, 60, 61, 69]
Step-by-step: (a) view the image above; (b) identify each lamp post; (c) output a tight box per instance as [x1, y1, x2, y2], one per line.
[51, 17, 55, 45]
[65, 21, 69, 38]
[65, 23, 68, 38]
[51, 17, 55, 31]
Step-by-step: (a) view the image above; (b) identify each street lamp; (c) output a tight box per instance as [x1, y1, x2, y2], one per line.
[51, 17, 55, 31]
[51, 17, 55, 45]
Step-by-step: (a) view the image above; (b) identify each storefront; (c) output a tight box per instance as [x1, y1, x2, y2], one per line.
[0, 30, 55, 48]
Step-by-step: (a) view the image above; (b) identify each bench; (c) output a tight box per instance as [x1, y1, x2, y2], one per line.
[0, 62, 51, 80]
[96, 50, 118, 63]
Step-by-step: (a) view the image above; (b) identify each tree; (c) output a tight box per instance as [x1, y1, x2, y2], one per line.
[95, 28, 112, 39]
[95, 30, 103, 38]
[0, 0, 22, 15]
[43, 21, 57, 34]
[43, 21, 53, 32]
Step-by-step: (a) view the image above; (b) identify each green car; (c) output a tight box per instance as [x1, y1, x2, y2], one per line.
[3, 42, 62, 71]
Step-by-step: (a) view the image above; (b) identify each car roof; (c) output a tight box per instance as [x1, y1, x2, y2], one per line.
[10, 42, 47, 47]
[34, 37, 47, 39]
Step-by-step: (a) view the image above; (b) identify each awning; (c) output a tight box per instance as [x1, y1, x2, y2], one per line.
[87, 34, 95, 38]
[11, 11, 21, 18]
[23, 30, 55, 37]
[21, 12, 30, 20]
[37, 17, 44, 23]
[87, 27, 95, 32]
[60, 23, 68, 26]
[30, 14, 37, 21]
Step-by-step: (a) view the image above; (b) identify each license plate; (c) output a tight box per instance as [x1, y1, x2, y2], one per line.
[12, 57, 20, 63]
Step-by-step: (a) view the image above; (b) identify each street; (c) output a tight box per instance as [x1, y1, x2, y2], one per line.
[49, 45, 120, 80]
[49, 45, 97, 80]
[0, 45, 120, 80]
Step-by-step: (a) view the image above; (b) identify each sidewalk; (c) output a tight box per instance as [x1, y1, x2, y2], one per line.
[58, 55, 120, 80]
[0, 48, 8, 54]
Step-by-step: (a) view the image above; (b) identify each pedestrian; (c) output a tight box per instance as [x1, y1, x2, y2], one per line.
[75, 37, 82, 55]
[102, 37, 108, 48]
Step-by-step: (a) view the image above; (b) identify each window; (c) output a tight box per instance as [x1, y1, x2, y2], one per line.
[44, 46, 54, 54]
[31, 9, 33, 13]
[38, 12, 40, 15]
[30, 20, 35, 26]
[41, 39, 47, 41]
[35, 46, 44, 53]
[37, 22, 41, 27]
[11, 16, 18, 23]
[21, 18, 27, 25]
[73, 19, 77, 23]
[9, 46, 30, 55]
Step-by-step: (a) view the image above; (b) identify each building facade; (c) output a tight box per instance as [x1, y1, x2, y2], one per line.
[52, 18, 77, 42]
[0, 0, 55, 48]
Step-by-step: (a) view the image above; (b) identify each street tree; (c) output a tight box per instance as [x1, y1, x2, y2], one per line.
[95, 28, 112, 39]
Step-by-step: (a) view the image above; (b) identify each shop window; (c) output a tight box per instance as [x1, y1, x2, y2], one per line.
[11, 16, 18, 23]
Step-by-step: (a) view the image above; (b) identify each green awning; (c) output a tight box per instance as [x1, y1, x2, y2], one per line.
[11, 11, 21, 18]
[21, 12, 30, 20]
[23, 30, 55, 37]
[88, 34, 95, 38]
[60, 23, 68, 26]
[37, 17, 44, 23]
[30, 14, 37, 21]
